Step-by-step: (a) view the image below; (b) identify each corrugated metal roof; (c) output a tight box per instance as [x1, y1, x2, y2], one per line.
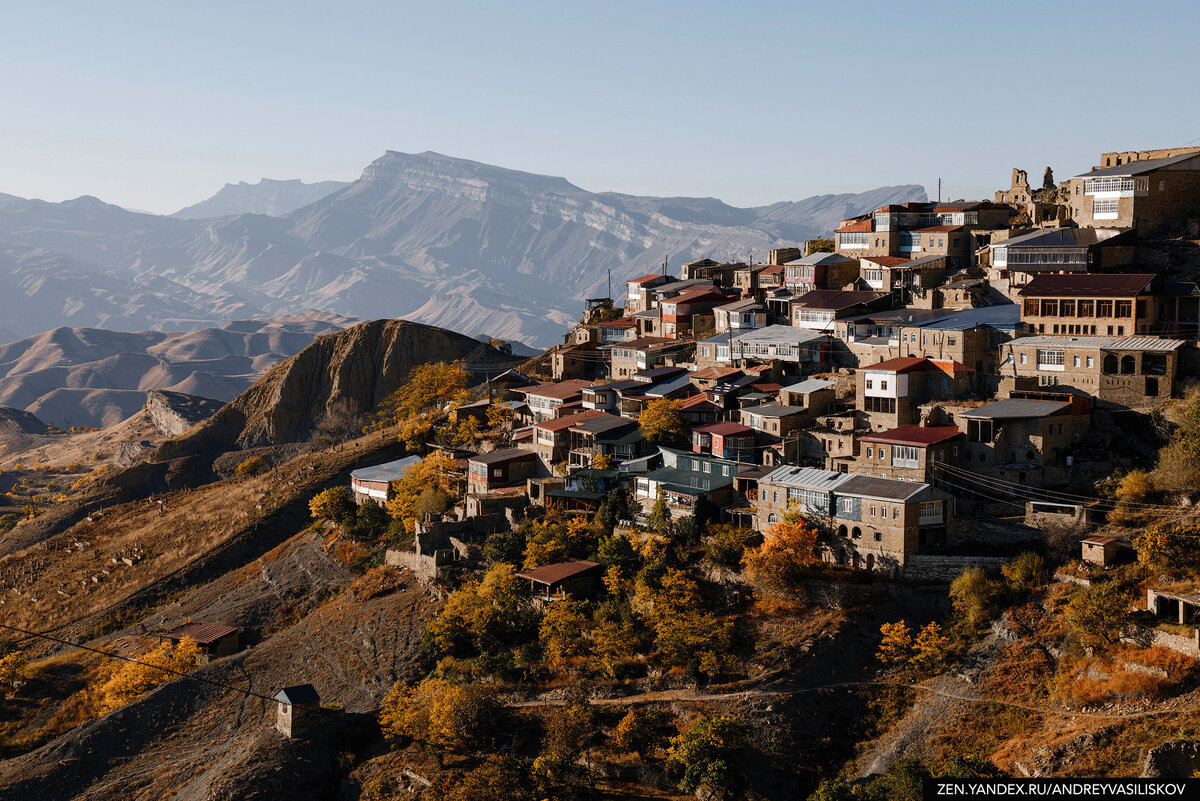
[998, 227, 1128, 249]
[761, 465, 852, 492]
[958, 399, 1071, 419]
[1076, 152, 1200, 178]
[1018, 273, 1155, 298]
[1006, 335, 1184, 352]
[921, 305, 1022, 331]
[350, 456, 421, 483]
[731, 324, 827, 345]
[162, 622, 239, 645]
[780, 378, 837, 394]
[517, 558, 601, 585]
[835, 475, 932, 502]
[470, 447, 537, 465]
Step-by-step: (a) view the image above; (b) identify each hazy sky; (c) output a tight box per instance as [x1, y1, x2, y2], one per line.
[2, 0, 1197, 213]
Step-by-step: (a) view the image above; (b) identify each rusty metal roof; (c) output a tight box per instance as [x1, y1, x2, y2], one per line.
[517, 558, 601, 585]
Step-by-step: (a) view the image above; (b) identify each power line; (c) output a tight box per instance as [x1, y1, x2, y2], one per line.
[0, 620, 343, 717]
[931, 461, 1187, 512]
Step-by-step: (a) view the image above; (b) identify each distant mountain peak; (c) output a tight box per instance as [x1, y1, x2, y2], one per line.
[172, 177, 351, 219]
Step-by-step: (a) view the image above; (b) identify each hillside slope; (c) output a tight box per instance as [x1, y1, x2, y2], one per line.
[172, 178, 351, 219]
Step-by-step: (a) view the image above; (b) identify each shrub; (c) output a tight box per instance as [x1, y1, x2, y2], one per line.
[666, 715, 747, 798]
[1001, 552, 1050, 594]
[949, 566, 1003, 630]
[612, 708, 675, 760]
[234, 456, 268, 479]
[97, 636, 201, 713]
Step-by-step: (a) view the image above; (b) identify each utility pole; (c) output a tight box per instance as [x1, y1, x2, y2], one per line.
[937, 178, 942, 202]
[607, 267, 611, 301]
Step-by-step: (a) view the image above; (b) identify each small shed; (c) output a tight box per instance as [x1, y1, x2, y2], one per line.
[160, 622, 241, 662]
[1081, 536, 1118, 567]
[274, 684, 321, 738]
[517, 558, 602, 600]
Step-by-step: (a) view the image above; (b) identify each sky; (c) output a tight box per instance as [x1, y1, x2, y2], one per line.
[2, 0, 1197, 214]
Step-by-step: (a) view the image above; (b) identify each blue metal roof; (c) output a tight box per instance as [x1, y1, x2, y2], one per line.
[350, 456, 421, 483]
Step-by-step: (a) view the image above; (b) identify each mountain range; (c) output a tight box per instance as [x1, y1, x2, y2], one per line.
[172, 178, 351, 219]
[0, 312, 357, 428]
[0, 152, 924, 346]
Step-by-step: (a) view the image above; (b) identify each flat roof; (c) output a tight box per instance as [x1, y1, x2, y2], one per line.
[998, 227, 1129, 249]
[958, 399, 1071, 420]
[1018, 273, 1155, 298]
[790, 290, 889, 310]
[1006, 334, 1184, 352]
[760, 465, 851, 492]
[1077, 152, 1200, 178]
[780, 378, 837, 394]
[469, 447, 538, 465]
[731, 324, 828, 345]
[742, 403, 806, 417]
[518, 558, 602, 585]
[351, 456, 421, 483]
[835, 475, 934, 502]
[523, 379, 594, 400]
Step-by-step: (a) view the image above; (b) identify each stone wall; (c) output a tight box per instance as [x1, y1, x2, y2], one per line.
[1121, 623, 1200, 659]
[903, 554, 1010, 582]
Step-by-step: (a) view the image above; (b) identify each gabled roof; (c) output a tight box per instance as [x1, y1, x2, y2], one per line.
[605, 336, 680, 351]
[717, 298, 765, 312]
[569, 414, 636, 436]
[523, 379, 594, 400]
[662, 287, 730, 305]
[1018, 273, 1155, 298]
[787, 252, 858, 265]
[598, 316, 637, 327]
[690, 366, 743, 381]
[1077, 152, 1200, 178]
[679, 394, 722, 410]
[694, 421, 755, 436]
[161, 622, 239, 645]
[1006, 334, 1184, 352]
[274, 684, 320, 705]
[859, 425, 963, 447]
[791, 290, 889, 311]
[533, 409, 608, 432]
[517, 558, 601, 585]
[859, 356, 929, 374]
[628, 273, 671, 285]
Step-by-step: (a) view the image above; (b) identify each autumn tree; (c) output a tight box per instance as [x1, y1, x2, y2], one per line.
[1064, 582, 1128, 649]
[1152, 387, 1200, 494]
[97, 636, 201, 713]
[742, 509, 820, 598]
[876, 621, 914, 664]
[435, 755, 535, 801]
[948, 566, 1003, 630]
[666, 715, 747, 799]
[379, 678, 507, 759]
[1001, 551, 1050, 594]
[539, 599, 590, 672]
[369, 361, 474, 429]
[0, 650, 28, 694]
[386, 452, 461, 533]
[612, 707, 675, 761]
[911, 621, 952, 672]
[533, 682, 599, 796]
[641, 569, 736, 677]
[423, 564, 537, 669]
[590, 452, 613, 470]
[639, 398, 688, 447]
[486, 403, 514, 430]
[1134, 521, 1200, 572]
[309, 487, 355, 523]
[454, 415, 481, 446]
[704, 523, 748, 567]
[234, 455, 267, 478]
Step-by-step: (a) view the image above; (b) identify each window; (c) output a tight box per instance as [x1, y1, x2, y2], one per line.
[1115, 300, 1132, 318]
[892, 445, 920, 468]
[1160, 180, 1166, 192]
[1085, 177, 1134, 194]
[839, 232, 869, 247]
[492, 468, 503, 478]
[1086, 356, 1094, 368]
[768, 513, 777, 523]
[866, 379, 873, 389]
[1036, 349, 1065, 370]
[880, 380, 888, 390]
[870, 505, 876, 517]
[866, 446, 873, 458]
[773, 491, 778, 502]
[880, 505, 888, 517]
[893, 508, 899, 519]
[1019, 353, 1027, 365]
[839, 497, 854, 515]
[874, 532, 882, 542]
[1092, 197, 1119, 218]
[1073, 356, 1080, 367]
[1023, 299, 1039, 317]
[761, 489, 767, 501]
[1079, 300, 1095, 317]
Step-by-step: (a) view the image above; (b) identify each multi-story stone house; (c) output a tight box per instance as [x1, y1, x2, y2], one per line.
[859, 253, 949, 304]
[783, 252, 860, 292]
[834, 201, 1012, 268]
[466, 448, 540, 495]
[660, 286, 734, 339]
[531, 409, 608, 468]
[691, 421, 756, 463]
[713, 298, 767, 333]
[988, 227, 1135, 288]
[791, 290, 891, 333]
[522, 379, 594, 422]
[856, 356, 974, 430]
[1066, 148, 1200, 233]
[853, 425, 964, 482]
[1018, 273, 1157, 336]
[778, 377, 837, 413]
[694, 325, 831, 370]
[753, 466, 953, 571]
[633, 447, 741, 517]
[625, 274, 672, 314]
[952, 395, 1091, 487]
[605, 337, 688, 379]
[998, 334, 1182, 406]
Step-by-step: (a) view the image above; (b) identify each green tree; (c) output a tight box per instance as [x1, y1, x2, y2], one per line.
[949, 566, 1002, 630]
[344, 500, 390, 540]
[666, 715, 747, 799]
[483, 528, 526, 566]
[645, 489, 674, 538]
[639, 398, 688, 447]
[807, 237, 835, 254]
[1001, 551, 1050, 594]
[1064, 581, 1128, 649]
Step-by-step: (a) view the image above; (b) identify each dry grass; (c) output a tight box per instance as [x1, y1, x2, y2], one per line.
[1049, 646, 1197, 706]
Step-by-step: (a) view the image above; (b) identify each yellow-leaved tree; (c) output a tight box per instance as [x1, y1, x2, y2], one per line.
[97, 636, 201, 713]
[368, 361, 474, 431]
[742, 509, 819, 599]
[385, 452, 461, 533]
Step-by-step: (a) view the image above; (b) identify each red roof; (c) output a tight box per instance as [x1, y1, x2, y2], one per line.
[791, 290, 888, 310]
[928, 359, 973, 374]
[690, 367, 742, 381]
[760, 264, 784, 276]
[517, 558, 601, 585]
[859, 356, 929, 374]
[628, 273, 670, 285]
[694, 421, 755, 436]
[859, 425, 963, 447]
[533, 409, 607, 433]
[862, 256, 911, 268]
[1017, 273, 1155, 298]
[524, 379, 594, 400]
[162, 622, 239, 645]
[752, 382, 783, 392]
[598, 317, 636, 327]
[679, 394, 722, 410]
[836, 220, 874, 233]
[662, 288, 730, 305]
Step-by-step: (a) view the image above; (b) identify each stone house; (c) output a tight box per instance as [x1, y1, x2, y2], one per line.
[856, 356, 974, 431]
[633, 447, 740, 517]
[467, 448, 539, 495]
[783, 252, 860, 293]
[998, 334, 1182, 406]
[691, 421, 756, 463]
[791, 290, 891, 332]
[953, 394, 1091, 487]
[625, 274, 672, 314]
[605, 337, 687, 379]
[274, 684, 321, 738]
[859, 253, 949, 304]
[521, 379, 594, 422]
[835, 201, 1012, 268]
[531, 409, 609, 469]
[1066, 149, 1200, 233]
[989, 227, 1135, 289]
[1018, 273, 1156, 337]
[713, 298, 767, 333]
[778, 377, 837, 414]
[660, 286, 734, 339]
[853, 425, 964, 482]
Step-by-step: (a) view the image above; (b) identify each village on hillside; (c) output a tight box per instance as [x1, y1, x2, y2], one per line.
[7, 145, 1200, 800]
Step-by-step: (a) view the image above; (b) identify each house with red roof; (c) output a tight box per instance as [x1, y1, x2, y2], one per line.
[834, 201, 1011, 268]
[521, 379, 595, 422]
[857, 356, 974, 430]
[691, 421, 756, 463]
[531, 409, 609, 468]
[625, 274, 673, 314]
[660, 286, 735, 339]
[852, 425, 964, 482]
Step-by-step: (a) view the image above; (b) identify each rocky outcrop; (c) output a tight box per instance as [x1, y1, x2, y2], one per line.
[145, 389, 224, 437]
[0, 405, 48, 435]
[1142, 741, 1200, 778]
[151, 318, 512, 462]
